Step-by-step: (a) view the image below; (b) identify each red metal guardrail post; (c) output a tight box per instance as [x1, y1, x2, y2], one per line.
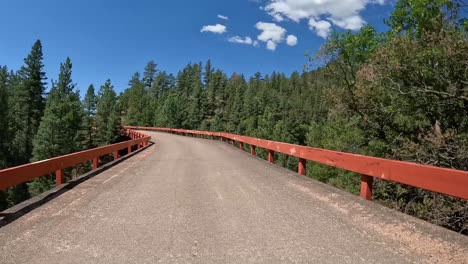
[268, 150, 274, 163]
[360, 175, 373, 200]
[250, 145, 256, 156]
[239, 142, 244, 150]
[114, 151, 119, 160]
[298, 158, 306, 176]
[55, 169, 64, 186]
[92, 157, 99, 170]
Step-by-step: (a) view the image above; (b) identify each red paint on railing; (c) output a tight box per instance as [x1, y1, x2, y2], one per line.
[0, 128, 151, 191]
[125, 126, 468, 201]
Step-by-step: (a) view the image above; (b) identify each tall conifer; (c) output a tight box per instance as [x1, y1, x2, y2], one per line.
[9, 40, 46, 165]
[29, 58, 84, 196]
[95, 80, 120, 146]
[82, 84, 97, 149]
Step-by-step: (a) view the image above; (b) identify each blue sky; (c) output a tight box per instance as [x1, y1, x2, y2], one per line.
[0, 0, 393, 96]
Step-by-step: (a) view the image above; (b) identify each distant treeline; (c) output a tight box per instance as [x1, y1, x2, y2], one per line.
[1, 0, 467, 233]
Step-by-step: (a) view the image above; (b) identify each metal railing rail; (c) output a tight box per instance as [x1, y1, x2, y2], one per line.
[0, 128, 151, 191]
[127, 126, 468, 201]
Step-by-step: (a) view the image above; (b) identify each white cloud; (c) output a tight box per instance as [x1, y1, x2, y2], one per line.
[309, 18, 332, 39]
[255, 22, 299, 51]
[228, 36, 253, 45]
[266, 40, 277, 51]
[218, 14, 229, 20]
[253, 40, 259, 47]
[286, 35, 297, 46]
[330, 15, 365, 30]
[256, 22, 286, 43]
[264, 0, 385, 38]
[272, 13, 284, 22]
[200, 24, 227, 34]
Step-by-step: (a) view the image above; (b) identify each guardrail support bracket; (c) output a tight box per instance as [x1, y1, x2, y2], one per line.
[55, 169, 64, 186]
[298, 158, 306, 176]
[92, 157, 99, 170]
[268, 150, 274, 163]
[360, 175, 373, 201]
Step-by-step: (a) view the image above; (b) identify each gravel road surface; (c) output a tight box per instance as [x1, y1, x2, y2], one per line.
[1, 131, 467, 264]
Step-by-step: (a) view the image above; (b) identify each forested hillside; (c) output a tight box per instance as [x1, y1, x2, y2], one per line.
[0, 0, 466, 233]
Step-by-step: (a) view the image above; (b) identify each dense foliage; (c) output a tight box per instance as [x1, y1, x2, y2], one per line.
[0, 0, 466, 233]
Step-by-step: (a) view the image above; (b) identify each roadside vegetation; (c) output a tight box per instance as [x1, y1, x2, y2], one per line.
[0, 43, 121, 209]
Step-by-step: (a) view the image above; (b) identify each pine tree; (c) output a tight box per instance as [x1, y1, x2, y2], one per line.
[142, 60, 157, 89]
[9, 40, 46, 165]
[0, 66, 9, 169]
[158, 93, 183, 128]
[29, 57, 84, 196]
[224, 74, 246, 133]
[203, 59, 213, 87]
[95, 80, 120, 146]
[5, 40, 47, 206]
[184, 63, 204, 129]
[123, 72, 151, 125]
[0, 66, 11, 210]
[82, 84, 96, 149]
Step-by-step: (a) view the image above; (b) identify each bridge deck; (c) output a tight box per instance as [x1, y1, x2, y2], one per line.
[0, 131, 466, 263]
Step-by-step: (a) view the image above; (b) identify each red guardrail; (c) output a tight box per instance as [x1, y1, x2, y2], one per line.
[125, 126, 468, 201]
[0, 128, 151, 191]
